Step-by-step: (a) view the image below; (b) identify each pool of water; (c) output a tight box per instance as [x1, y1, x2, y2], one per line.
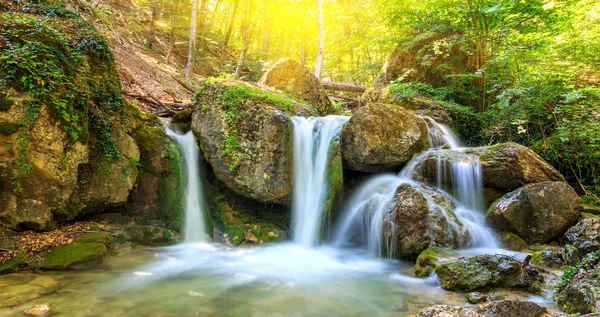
[0, 244, 557, 317]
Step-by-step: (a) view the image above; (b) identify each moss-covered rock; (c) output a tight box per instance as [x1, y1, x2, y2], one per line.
[125, 225, 175, 246]
[341, 103, 429, 172]
[487, 182, 580, 244]
[40, 243, 107, 269]
[580, 196, 600, 215]
[320, 138, 344, 240]
[556, 254, 600, 314]
[435, 254, 540, 291]
[0, 251, 31, 274]
[258, 58, 335, 115]
[498, 232, 528, 251]
[383, 184, 470, 259]
[465, 292, 487, 304]
[192, 80, 316, 204]
[76, 231, 114, 247]
[414, 247, 456, 277]
[530, 249, 565, 269]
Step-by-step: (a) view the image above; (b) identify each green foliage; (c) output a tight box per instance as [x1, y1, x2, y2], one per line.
[0, 2, 127, 191]
[555, 250, 600, 292]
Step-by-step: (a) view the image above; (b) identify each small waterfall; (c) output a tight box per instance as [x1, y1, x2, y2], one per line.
[166, 129, 210, 243]
[332, 117, 498, 256]
[291, 116, 349, 247]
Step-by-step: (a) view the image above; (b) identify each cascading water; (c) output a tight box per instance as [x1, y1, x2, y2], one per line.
[333, 116, 498, 256]
[165, 129, 210, 243]
[291, 116, 349, 247]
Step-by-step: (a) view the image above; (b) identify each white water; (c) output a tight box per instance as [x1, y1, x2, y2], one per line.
[333, 117, 498, 255]
[166, 129, 210, 243]
[291, 116, 349, 247]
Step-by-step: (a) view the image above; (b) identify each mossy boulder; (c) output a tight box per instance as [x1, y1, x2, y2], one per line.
[435, 254, 540, 291]
[192, 80, 316, 204]
[258, 58, 336, 115]
[464, 143, 565, 202]
[341, 103, 429, 172]
[556, 257, 600, 314]
[383, 184, 470, 258]
[320, 136, 344, 240]
[76, 231, 114, 247]
[412, 149, 481, 190]
[0, 251, 31, 274]
[580, 196, 600, 215]
[565, 216, 600, 255]
[414, 247, 456, 277]
[40, 243, 107, 269]
[125, 225, 175, 246]
[498, 232, 528, 251]
[416, 305, 483, 317]
[487, 182, 580, 244]
[530, 249, 565, 269]
[207, 179, 289, 246]
[483, 300, 548, 317]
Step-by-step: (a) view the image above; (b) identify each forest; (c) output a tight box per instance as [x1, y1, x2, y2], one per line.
[0, 0, 599, 316]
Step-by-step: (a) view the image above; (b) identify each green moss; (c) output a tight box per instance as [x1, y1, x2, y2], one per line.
[530, 249, 564, 268]
[0, 251, 30, 274]
[498, 231, 528, 251]
[125, 225, 175, 246]
[0, 122, 21, 135]
[159, 141, 184, 231]
[41, 243, 107, 269]
[415, 247, 455, 277]
[76, 231, 114, 247]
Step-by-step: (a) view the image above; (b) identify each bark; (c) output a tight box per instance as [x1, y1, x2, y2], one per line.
[234, 0, 252, 79]
[223, 0, 240, 52]
[184, 0, 199, 78]
[321, 81, 366, 93]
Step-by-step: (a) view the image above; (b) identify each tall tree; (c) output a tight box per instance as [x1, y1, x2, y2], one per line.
[234, 0, 252, 79]
[184, 0, 199, 78]
[223, 0, 240, 52]
[314, 0, 325, 79]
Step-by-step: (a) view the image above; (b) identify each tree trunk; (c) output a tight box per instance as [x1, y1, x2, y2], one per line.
[321, 81, 366, 93]
[314, 0, 325, 79]
[165, 0, 182, 64]
[234, 0, 251, 79]
[184, 0, 199, 78]
[146, 2, 159, 49]
[223, 0, 240, 52]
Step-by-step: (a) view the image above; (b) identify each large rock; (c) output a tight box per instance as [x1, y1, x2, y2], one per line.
[341, 103, 429, 172]
[417, 301, 548, 317]
[435, 254, 541, 291]
[364, 32, 472, 102]
[465, 143, 564, 200]
[258, 58, 336, 115]
[192, 80, 316, 203]
[565, 216, 600, 255]
[417, 305, 483, 317]
[382, 184, 470, 258]
[487, 182, 580, 244]
[556, 255, 600, 314]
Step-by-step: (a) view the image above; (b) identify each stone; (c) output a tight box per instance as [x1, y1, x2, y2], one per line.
[487, 182, 579, 244]
[565, 217, 600, 255]
[465, 292, 487, 304]
[484, 300, 547, 317]
[435, 254, 540, 291]
[383, 184, 470, 258]
[125, 225, 174, 246]
[24, 303, 51, 316]
[556, 258, 600, 314]
[498, 232, 528, 251]
[192, 80, 315, 203]
[258, 58, 335, 115]
[341, 103, 429, 172]
[415, 247, 456, 277]
[530, 249, 565, 269]
[417, 305, 483, 317]
[40, 243, 107, 269]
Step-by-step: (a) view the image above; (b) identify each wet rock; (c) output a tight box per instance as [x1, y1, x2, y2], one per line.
[24, 303, 51, 316]
[580, 196, 600, 215]
[341, 103, 429, 172]
[565, 216, 600, 255]
[384, 184, 470, 258]
[0, 274, 61, 307]
[530, 249, 565, 269]
[498, 232, 528, 251]
[563, 245, 581, 266]
[465, 292, 487, 304]
[40, 243, 107, 269]
[483, 300, 547, 317]
[487, 182, 579, 244]
[415, 247, 456, 277]
[435, 255, 540, 291]
[0, 251, 31, 274]
[76, 231, 114, 247]
[192, 80, 315, 203]
[125, 225, 175, 246]
[258, 58, 335, 115]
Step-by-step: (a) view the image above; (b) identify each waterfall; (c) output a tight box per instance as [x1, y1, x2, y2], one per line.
[166, 129, 210, 243]
[291, 116, 349, 247]
[332, 117, 498, 255]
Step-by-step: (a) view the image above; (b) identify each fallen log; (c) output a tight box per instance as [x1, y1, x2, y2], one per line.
[321, 81, 366, 93]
